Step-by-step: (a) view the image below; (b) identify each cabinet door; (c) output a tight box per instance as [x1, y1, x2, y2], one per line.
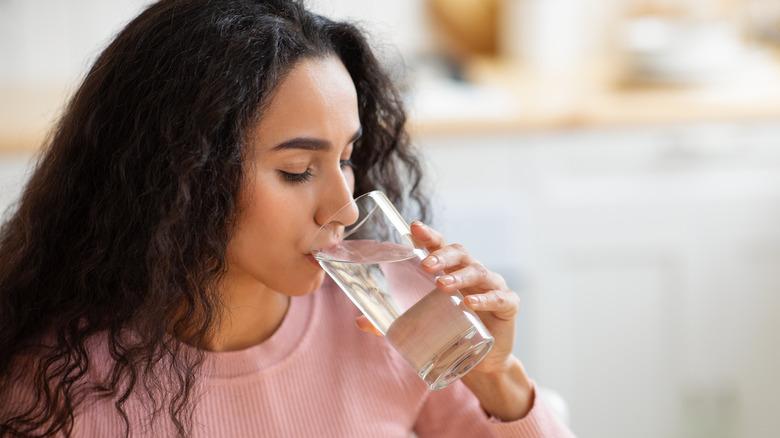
[420, 122, 780, 438]
[529, 124, 780, 438]
[536, 248, 680, 438]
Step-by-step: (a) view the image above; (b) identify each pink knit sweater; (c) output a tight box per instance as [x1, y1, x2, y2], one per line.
[7, 279, 574, 437]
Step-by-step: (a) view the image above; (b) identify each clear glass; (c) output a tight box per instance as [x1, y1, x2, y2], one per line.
[310, 190, 494, 390]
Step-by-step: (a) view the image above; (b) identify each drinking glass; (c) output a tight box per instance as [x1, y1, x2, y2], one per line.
[310, 190, 494, 390]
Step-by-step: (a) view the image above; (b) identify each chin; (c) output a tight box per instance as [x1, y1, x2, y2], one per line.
[307, 271, 327, 293]
[286, 271, 326, 297]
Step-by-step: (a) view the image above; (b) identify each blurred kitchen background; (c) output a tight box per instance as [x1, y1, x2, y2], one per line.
[3, 0, 780, 436]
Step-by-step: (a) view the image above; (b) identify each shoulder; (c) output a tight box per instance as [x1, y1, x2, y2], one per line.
[1, 330, 119, 406]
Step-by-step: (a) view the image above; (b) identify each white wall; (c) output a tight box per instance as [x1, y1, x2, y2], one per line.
[0, 0, 428, 87]
[308, 0, 430, 58]
[0, 0, 150, 85]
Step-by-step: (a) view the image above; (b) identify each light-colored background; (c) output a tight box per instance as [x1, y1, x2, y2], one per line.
[3, 1, 780, 437]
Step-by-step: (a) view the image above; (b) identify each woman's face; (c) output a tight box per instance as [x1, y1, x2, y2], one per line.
[226, 56, 361, 297]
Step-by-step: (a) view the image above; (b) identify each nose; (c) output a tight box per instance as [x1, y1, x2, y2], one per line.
[314, 168, 359, 228]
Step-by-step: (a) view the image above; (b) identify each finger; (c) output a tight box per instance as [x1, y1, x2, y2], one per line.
[435, 262, 507, 292]
[410, 221, 446, 252]
[465, 290, 521, 321]
[355, 315, 383, 337]
[421, 243, 476, 274]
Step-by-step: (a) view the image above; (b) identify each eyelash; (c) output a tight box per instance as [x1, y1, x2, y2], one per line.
[280, 160, 354, 184]
[280, 169, 313, 184]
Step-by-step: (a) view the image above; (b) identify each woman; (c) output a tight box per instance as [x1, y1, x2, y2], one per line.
[0, 0, 574, 436]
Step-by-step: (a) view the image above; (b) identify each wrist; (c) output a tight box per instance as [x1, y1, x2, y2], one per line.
[461, 356, 535, 422]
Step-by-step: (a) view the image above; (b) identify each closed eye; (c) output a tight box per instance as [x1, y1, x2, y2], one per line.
[279, 169, 313, 184]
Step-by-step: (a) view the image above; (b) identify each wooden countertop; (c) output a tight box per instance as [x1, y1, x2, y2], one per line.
[4, 56, 780, 153]
[0, 84, 75, 154]
[407, 56, 780, 137]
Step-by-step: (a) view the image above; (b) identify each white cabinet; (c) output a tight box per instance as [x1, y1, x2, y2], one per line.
[418, 122, 780, 438]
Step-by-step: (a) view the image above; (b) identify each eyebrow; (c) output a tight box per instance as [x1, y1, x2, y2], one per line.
[271, 126, 363, 152]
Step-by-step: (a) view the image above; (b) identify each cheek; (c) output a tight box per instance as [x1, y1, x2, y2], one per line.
[228, 183, 322, 291]
[227, 183, 289, 268]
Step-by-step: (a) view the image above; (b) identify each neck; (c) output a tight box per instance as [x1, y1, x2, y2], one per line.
[208, 274, 291, 352]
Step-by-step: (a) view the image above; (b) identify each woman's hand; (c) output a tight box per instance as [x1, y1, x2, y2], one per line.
[356, 221, 535, 421]
[411, 221, 519, 375]
[411, 221, 534, 420]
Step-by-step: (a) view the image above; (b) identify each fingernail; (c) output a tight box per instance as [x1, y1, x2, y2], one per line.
[467, 295, 481, 306]
[438, 275, 454, 285]
[422, 256, 438, 268]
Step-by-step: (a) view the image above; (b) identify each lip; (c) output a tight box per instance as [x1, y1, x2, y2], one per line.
[306, 254, 321, 268]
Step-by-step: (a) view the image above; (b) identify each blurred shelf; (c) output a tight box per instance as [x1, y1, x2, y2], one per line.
[0, 83, 74, 154]
[5, 55, 780, 153]
[408, 56, 780, 138]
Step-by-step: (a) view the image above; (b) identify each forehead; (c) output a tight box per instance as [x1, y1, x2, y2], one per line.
[249, 56, 360, 154]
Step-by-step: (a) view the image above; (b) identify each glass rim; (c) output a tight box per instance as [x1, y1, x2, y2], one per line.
[309, 190, 413, 259]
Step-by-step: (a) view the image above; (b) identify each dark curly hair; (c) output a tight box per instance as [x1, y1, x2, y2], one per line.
[0, 0, 428, 436]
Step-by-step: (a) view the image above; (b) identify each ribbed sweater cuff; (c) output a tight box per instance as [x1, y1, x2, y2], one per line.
[488, 382, 575, 438]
